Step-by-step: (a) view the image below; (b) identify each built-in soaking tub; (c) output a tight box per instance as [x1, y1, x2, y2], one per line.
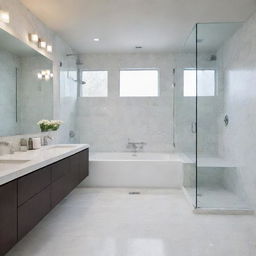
[81, 152, 183, 188]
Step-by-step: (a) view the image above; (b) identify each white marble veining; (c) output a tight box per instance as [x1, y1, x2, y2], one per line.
[0, 144, 89, 185]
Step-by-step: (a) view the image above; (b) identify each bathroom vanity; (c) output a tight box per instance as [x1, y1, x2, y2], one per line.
[0, 144, 89, 256]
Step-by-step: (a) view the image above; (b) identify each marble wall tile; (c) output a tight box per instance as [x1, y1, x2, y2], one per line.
[218, 12, 256, 207]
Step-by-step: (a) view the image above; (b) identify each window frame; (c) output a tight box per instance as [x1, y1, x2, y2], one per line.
[183, 68, 217, 97]
[119, 68, 160, 97]
[79, 69, 109, 98]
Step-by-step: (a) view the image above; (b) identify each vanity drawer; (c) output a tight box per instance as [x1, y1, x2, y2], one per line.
[69, 153, 81, 189]
[79, 149, 89, 180]
[18, 166, 51, 206]
[51, 157, 70, 182]
[18, 186, 51, 240]
[0, 181, 17, 256]
[51, 175, 69, 208]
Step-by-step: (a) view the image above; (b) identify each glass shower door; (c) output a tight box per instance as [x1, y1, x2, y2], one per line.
[196, 22, 252, 210]
[180, 25, 197, 207]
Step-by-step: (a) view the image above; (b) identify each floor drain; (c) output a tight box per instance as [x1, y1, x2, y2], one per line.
[129, 192, 141, 195]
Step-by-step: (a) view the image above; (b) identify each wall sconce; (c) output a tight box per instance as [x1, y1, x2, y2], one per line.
[46, 45, 53, 53]
[39, 39, 47, 49]
[0, 10, 10, 23]
[29, 33, 39, 43]
[38, 70, 53, 80]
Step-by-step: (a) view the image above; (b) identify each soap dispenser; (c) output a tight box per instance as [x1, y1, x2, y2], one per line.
[28, 138, 33, 150]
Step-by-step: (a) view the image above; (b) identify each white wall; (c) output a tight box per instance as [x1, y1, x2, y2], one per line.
[218, 12, 256, 206]
[0, 0, 75, 143]
[77, 53, 175, 152]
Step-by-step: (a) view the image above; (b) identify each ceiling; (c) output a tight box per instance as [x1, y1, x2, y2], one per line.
[20, 0, 256, 53]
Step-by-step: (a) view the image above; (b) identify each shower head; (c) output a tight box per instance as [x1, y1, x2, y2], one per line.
[66, 54, 84, 66]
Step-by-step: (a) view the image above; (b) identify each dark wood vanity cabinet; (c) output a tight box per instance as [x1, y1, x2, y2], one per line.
[0, 148, 89, 256]
[0, 181, 17, 256]
[80, 149, 89, 180]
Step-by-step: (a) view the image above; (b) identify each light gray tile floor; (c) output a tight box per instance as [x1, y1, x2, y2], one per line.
[7, 188, 256, 256]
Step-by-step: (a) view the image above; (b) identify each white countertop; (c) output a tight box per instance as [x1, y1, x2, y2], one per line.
[0, 144, 89, 186]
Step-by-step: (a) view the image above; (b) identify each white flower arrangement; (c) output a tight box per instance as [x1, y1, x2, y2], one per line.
[37, 120, 63, 132]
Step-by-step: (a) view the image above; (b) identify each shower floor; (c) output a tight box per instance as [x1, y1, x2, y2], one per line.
[184, 186, 253, 213]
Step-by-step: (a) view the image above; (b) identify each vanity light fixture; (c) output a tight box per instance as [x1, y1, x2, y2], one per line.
[37, 70, 53, 80]
[0, 10, 10, 23]
[29, 33, 39, 43]
[39, 39, 47, 49]
[46, 45, 53, 53]
[37, 73, 43, 80]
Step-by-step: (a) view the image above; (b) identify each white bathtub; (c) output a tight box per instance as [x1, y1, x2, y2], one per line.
[81, 152, 183, 188]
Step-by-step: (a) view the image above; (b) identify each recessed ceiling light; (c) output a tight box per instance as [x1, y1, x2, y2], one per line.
[93, 38, 100, 42]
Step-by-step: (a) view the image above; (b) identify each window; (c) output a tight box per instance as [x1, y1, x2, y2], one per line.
[183, 69, 215, 97]
[81, 71, 108, 97]
[120, 69, 159, 97]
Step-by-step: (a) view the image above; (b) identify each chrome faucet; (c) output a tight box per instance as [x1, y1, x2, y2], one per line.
[0, 141, 15, 154]
[43, 135, 53, 146]
[126, 139, 147, 153]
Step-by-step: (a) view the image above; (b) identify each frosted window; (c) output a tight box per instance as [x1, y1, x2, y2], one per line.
[184, 69, 215, 97]
[81, 71, 108, 97]
[120, 70, 159, 97]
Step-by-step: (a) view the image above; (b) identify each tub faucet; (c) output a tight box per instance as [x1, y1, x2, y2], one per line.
[127, 139, 147, 153]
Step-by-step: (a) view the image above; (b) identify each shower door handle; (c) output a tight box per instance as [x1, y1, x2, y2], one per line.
[191, 122, 196, 134]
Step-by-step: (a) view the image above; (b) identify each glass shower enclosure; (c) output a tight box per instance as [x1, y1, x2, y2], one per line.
[183, 22, 253, 212]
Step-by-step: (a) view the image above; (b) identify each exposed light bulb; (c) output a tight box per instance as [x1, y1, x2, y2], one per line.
[29, 33, 39, 43]
[46, 45, 52, 53]
[0, 10, 10, 23]
[39, 39, 47, 49]
[37, 70, 53, 80]
[45, 70, 51, 75]
[37, 73, 43, 80]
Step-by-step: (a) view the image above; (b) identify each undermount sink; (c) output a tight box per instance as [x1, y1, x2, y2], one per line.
[0, 159, 30, 165]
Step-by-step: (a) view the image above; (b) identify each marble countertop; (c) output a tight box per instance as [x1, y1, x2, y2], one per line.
[0, 144, 89, 186]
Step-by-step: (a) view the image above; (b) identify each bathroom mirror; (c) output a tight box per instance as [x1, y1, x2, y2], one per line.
[0, 28, 53, 137]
